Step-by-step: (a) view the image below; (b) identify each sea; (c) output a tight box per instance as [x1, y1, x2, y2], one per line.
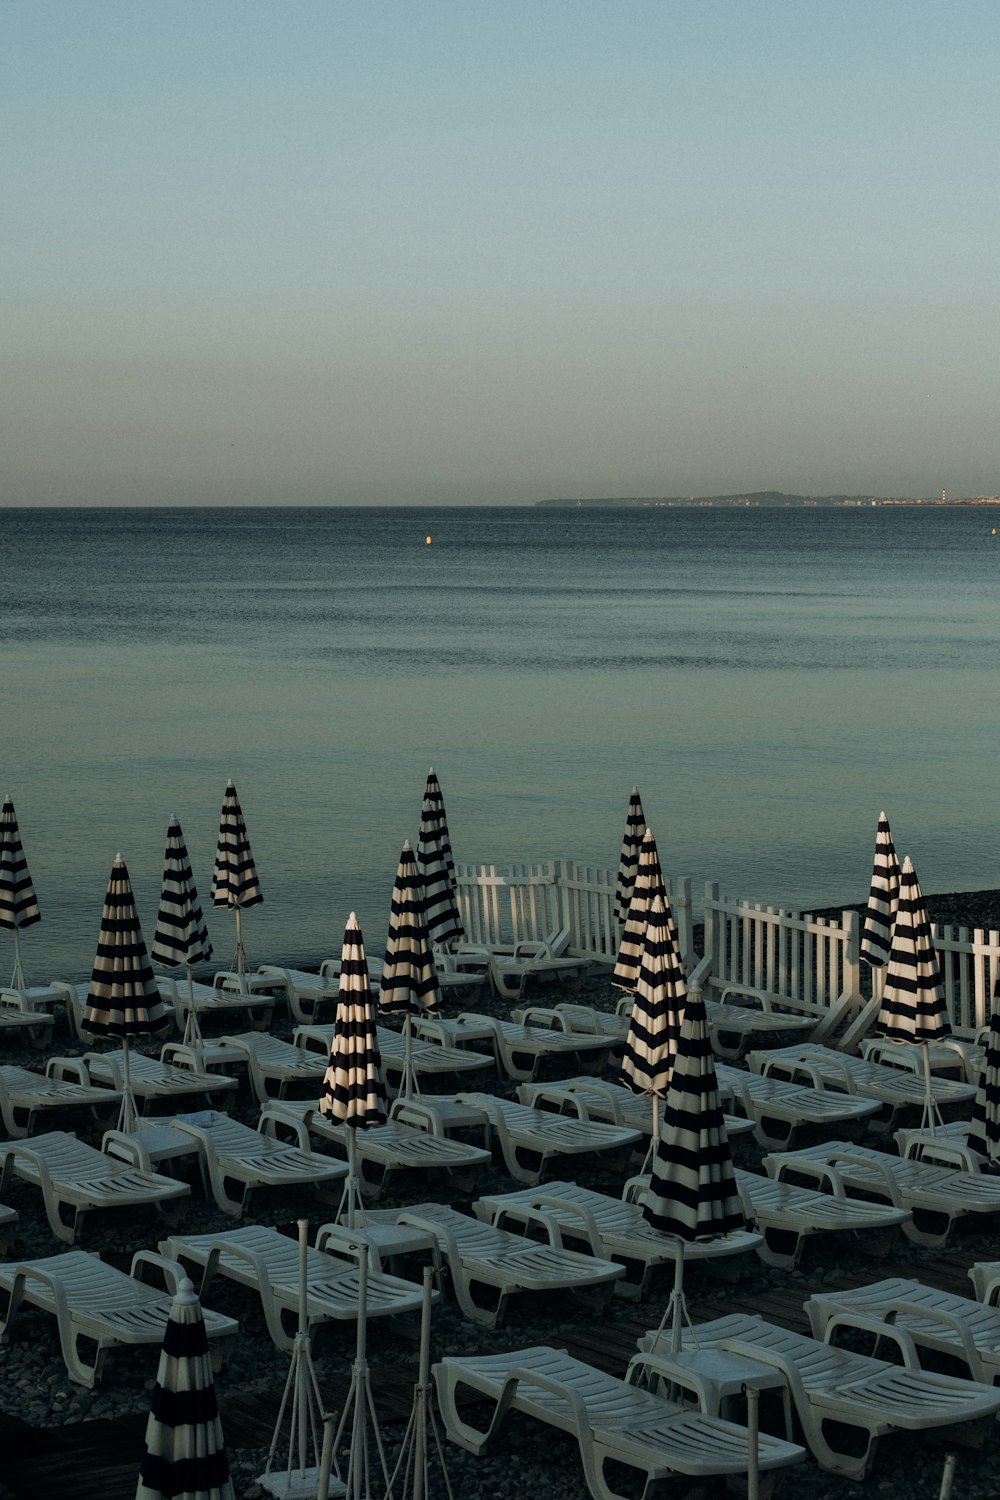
[2, 503, 998, 982]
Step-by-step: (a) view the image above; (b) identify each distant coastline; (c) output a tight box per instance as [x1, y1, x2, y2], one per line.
[537, 490, 1000, 508]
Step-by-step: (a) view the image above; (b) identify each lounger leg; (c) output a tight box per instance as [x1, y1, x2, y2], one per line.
[431, 1365, 521, 1454]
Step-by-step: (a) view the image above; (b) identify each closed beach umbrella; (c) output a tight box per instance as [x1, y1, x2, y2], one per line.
[614, 787, 646, 925]
[968, 1003, 1000, 1170]
[319, 913, 387, 1227]
[619, 891, 687, 1153]
[211, 780, 262, 993]
[0, 795, 40, 989]
[642, 986, 744, 1352]
[83, 854, 170, 1134]
[860, 810, 901, 968]
[152, 817, 213, 1048]
[380, 841, 441, 1100]
[613, 827, 675, 992]
[875, 854, 951, 1131]
[416, 767, 464, 949]
[136, 1276, 234, 1500]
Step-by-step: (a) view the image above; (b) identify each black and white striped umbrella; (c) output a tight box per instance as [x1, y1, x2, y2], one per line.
[860, 810, 901, 968]
[875, 855, 951, 1133]
[614, 787, 646, 925]
[416, 767, 464, 949]
[875, 856, 950, 1045]
[83, 854, 170, 1133]
[642, 987, 744, 1242]
[619, 891, 687, 1150]
[152, 817, 213, 1048]
[319, 913, 387, 1227]
[380, 841, 441, 1100]
[0, 795, 40, 989]
[136, 1276, 234, 1500]
[211, 780, 262, 991]
[612, 827, 675, 992]
[968, 1002, 1000, 1170]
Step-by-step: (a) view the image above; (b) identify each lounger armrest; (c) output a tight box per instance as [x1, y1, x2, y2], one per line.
[756, 1056, 841, 1092]
[715, 1336, 808, 1408]
[10, 1261, 72, 1322]
[521, 1085, 590, 1122]
[822, 1310, 921, 1368]
[614, 994, 635, 1016]
[0, 1142, 55, 1195]
[882, 1300, 985, 1375]
[313, 1223, 375, 1267]
[976, 1273, 1000, 1309]
[768, 1158, 848, 1199]
[513, 1007, 563, 1032]
[718, 986, 772, 1012]
[390, 1099, 443, 1135]
[552, 1005, 602, 1035]
[45, 1056, 91, 1085]
[901, 1137, 979, 1171]
[623, 1351, 694, 1404]
[85, 1053, 125, 1089]
[102, 1129, 156, 1174]
[479, 1193, 603, 1253]
[258, 1106, 311, 1151]
[131, 1249, 187, 1294]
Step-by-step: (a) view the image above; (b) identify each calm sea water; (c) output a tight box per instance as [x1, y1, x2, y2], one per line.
[2, 504, 998, 981]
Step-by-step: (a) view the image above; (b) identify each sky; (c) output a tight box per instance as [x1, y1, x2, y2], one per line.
[3, 2, 999, 506]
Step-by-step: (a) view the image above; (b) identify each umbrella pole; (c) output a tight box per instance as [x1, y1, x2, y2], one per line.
[649, 1241, 692, 1355]
[233, 907, 249, 994]
[403, 1015, 419, 1102]
[118, 1037, 139, 1135]
[183, 963, 205, 1050]
[745, 1383, 760, 1500]
[11, 927, 25, 990]
[921, 1040, 940, 1135]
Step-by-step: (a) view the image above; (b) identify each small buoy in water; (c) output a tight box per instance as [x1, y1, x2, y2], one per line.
[425, 535, 433, 545]
[992, 528, 997, 536]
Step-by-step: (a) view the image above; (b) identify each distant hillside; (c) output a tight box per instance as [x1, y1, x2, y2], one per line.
[536, 491, 886, 508]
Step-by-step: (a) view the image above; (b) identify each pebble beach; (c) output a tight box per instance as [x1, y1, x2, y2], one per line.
[1, 890, 999, 1500]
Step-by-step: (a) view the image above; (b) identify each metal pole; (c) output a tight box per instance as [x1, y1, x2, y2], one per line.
[412, 1266, 434, 1500]
[297, 1219, 310, 1471]
[744, 1385, 759, 1500]
[939, 1453, 957, 1500]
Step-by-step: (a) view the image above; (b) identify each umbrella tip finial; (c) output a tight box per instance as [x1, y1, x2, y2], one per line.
[402, 838, 412, 850]
[348, 910, 358, 923]
[114, 851, 123, 863]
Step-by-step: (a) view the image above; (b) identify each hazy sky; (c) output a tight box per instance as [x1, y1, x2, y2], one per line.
[4, 2, 999, 506]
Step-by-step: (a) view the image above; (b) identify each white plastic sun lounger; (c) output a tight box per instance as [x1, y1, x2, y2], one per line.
[220, 1031, 328, 1103]
[734, 1167, 910, 1271]
[0, 995, 55, 1050]
[474, 1180, 762, 1299]
[160, 1223, 430, 1352]
[516, 1078, 755, 1143]
[0, 1059, 122, 1138]
[371, 1200, 620, 1332]
[638, 1310, 1000, 1479]
[453, 1092, 640, 1186]
[292, 1024, 495, 1094]
[360, 1201, 624, 1327]
[253, 965, 341, 1025]
[456, 1013, 613, 1082]
[763, 1139, 1000, 1249]
[0, 1131, 189, 1244]
[168, 1109, 347, 1218]
[155, 974, 274, 1032]
[704, 995, 819, 1060]
[433, 1344, 806, 1500]
[263, 1097, 492, 1199]
[747, 1044, 977, 1133]
[83, 1049, 238, 1110]
[806, 1277, 1000, 1386]
[716, 1063, 881, 1150]
[551, 1003, 630, 1042]
[0, 1248, 239, 1386]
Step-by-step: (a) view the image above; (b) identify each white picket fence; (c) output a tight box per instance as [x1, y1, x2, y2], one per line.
[454, 860, 694, 966]
[691, 880, 1000, 1046]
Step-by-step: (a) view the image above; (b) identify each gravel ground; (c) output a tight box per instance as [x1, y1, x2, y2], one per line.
[2, 892, 1000, 1500]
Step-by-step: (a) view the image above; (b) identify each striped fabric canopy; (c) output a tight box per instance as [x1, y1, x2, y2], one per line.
[82, 855, 169, 1039]
[380, 841, 441, 1017]
[860, 810, 901, 968]
[641, 989, 744, 1241]
[416, 767, 465, 948]
[614, 787, 646, 926]
[619, 892, 686, 1100]
[151, 818, 213, 969]
[319, 913, 387, 1129]
[0, 795, 40, 932]
[211, 781, 262, 911]
[612, 828, 676, 992]
[136, 1277, 234, 1500]
[968, 1003, 1000, 1169]
[874, 855, 951, 1044]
